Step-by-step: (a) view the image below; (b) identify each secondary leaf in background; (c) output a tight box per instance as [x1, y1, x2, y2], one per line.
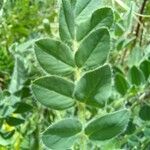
[125, 1, 135, 32]
[127, 47, 143, 67]
[0, 0, 3, 10]
[75, 0, 101, 22]
[125, 119, 136, 135]
[75, 28, 110, 71]
[9, 57, 27, 94]
[74, 65, 112, 107]
[116, 37, 135, 51]
[14, 102, 32, 114]
[115, 73, 130, 96]
[35, 38, 75, 76]
[113, 66, 124, 75]
[59, 0, 75, 45]
[139, 105, 150, 121]
[140, 60, 150, 80]
[0, 136, 11, 147]
[85, 109, 130, 141]
[128, 66, 145, 86]
[76, 7, 113, 41]
[6, 117, 25, 126]
[42, 118, 82, 150]
[31, 76, 75, 110]
[0, 94, 17, 118]
[0, 130, 15, 139]
[70, 0, 76, 9]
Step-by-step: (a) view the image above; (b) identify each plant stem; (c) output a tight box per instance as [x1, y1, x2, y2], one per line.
[74, 67, 87, 149]
[78, 102, 87, 150]
[134, 0, 148, 45]
[73, 37, 87, 149]
[78, 103, 86, 124]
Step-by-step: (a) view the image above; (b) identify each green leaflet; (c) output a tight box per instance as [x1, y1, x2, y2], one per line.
[6, 117, 25, 126]
[75, 28, 110, 71]
[139, 105, 150, 121]
[85, 109, 130, 141]
[75, 0, 101, 22]
[31, 76, 75, 110]
[127, 47, 143, 67]
[140, 60, 150, 80]
[42, 119, 82, 150]
[59, 0, 75, 45]
[74, 65, 112, 107]
[115, 73, 130, 96]
[34, 38, 75, 76]
[125, 119, 136, 135]
[14, 102, 32, 114]
[128, 66, 145, 86]
[77, 7, 114, 41]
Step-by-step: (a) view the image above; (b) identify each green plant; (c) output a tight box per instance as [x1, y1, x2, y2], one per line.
[0, 1, 57, 148]
[1, 0, 150, 149]
[31, 0, 130, 149]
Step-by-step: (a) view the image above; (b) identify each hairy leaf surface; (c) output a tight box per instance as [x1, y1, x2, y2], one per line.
[42, 119, 82, 149]
[85, 109, 130, 141]
[31, 76, 75, 110]
[75, 28, 110, 71]
[35, 38, 75, 76]
[74, 65, 112, 107]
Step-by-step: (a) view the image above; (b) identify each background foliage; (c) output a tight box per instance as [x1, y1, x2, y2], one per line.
[0, 0, 150, 149]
